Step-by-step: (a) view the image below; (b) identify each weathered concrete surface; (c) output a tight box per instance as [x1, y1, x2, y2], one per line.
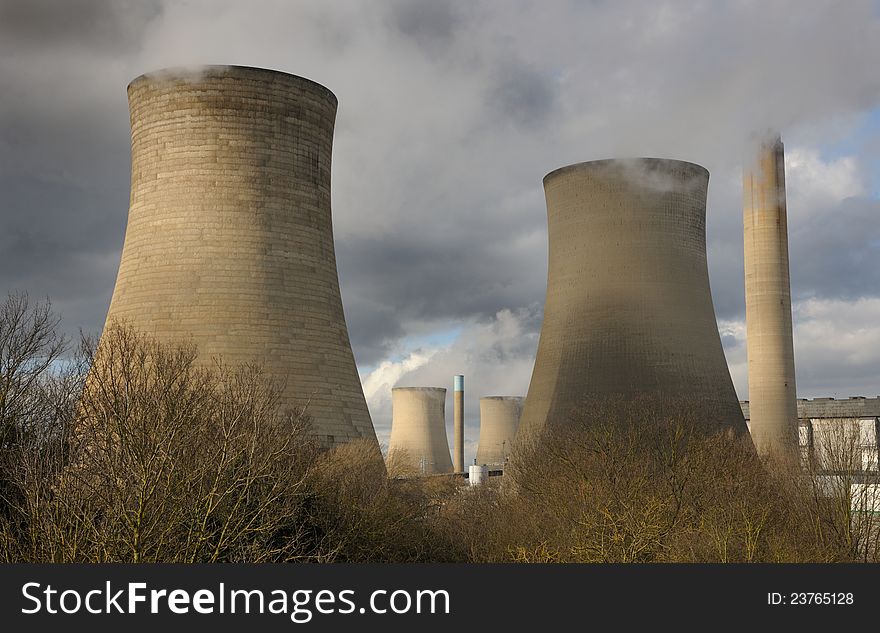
[104, 65, 377, 448]
[743, 134, 798, 456]
[518, 158, 747, 438]
[387, 387, 453, 474]
[476, 396, 523, 467]
[453, 375, 464, 473]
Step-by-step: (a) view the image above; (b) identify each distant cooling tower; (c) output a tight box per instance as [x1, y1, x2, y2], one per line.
[103, 65, 377, 448]
[743, 133, 798, 457]
[387, 387, 453, 475]
[519, 158, 747, 438]
[476, 396, 524, 467]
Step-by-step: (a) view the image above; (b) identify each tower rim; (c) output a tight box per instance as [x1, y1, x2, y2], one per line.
[127, 65, 338, 105]
[543, 158, 709, 186]
[393, 387, 447, 394]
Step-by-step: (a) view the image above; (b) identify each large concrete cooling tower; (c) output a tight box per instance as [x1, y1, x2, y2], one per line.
[518, 158, 747, 439]
[104, 65, 377, 448]
[387, 387, 453, 475]
[743, 133, 798, 456]
[476, 396, 524, 467]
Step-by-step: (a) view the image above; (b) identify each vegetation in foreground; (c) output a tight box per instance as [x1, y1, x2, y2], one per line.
[0, 292, 876, 562]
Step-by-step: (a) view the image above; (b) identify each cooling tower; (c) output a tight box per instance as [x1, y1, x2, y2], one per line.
[103, 65, 377, 448]
[743, 133, 798, 457]
[518, 158, 747, 438]
[453, 375, 465, 473]
[387, 388, 453, 475]
[476, 396, 524, 467]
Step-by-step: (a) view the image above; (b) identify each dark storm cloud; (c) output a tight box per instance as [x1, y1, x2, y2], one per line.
[0, 0, 161, 53]
[0, 138, 129, 337]
[0, 0, 161, 339]
[488, 62, 558, 127]
[389, 0, 463, 52]
[791, 196, 880, 302]
[337, 228, 546, 366]
[339, 295, 405, 368]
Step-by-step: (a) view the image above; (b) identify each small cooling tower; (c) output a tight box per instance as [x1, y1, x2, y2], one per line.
[387, 387, 454, 475]
[476, 396, 524, 467]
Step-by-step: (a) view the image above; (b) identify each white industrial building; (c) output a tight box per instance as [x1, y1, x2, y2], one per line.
[742, 397, 880, 473]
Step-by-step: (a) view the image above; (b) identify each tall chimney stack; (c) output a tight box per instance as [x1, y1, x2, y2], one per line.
[743, 132, 798, 457]
[453, 375, 465, 473]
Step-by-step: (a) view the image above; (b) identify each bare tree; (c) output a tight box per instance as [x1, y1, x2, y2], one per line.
[795, 419, 880, 562]
[0, 292, 72, 545]
[0, 292, 66, 447]
[3, 323, 325, 562]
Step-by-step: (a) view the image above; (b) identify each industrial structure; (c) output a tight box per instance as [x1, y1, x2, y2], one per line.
[103, 65, 377, 448]
[476, 396, 524, 467]
[742, 397, 880, 472]
[468, 461, 489, 487]
[518, 158, 747, 438]
[387, 387, 454, 474]
[453, 375, 465, 473]
[743, 133, 798, 457]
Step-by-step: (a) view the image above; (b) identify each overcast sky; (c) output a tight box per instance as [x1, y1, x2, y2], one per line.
[2, 0, 879, 461]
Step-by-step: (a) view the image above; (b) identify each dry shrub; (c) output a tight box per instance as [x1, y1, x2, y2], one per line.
[3, 323, 321, 562]
[0, 293, 68, 517]
[442, 395, 873, 563]
[780, 422, 880, 562]
[304, 439, 461, 562]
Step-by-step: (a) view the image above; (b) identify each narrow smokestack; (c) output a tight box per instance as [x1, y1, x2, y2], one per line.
[453, 375, 464, 473]
[743, 132, 798, 457]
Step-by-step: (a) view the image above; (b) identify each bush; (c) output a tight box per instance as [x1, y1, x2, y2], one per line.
[2, 323, 323, 562]
[441, 396, 873, 562]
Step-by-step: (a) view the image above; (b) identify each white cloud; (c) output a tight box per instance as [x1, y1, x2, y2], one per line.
[718, 318, 748, 399]
[794, 297, 880, 396]
[720, 297, 880, 402]
[785, 147, 865, 215]
[361, 307, 539, 462]
[361, 347, 437, 419]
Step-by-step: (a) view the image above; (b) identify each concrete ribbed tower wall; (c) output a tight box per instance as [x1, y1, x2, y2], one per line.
[743, 133, 798, 456]
[518, 158, 747, 438]
[387, 387, 454, 475]
[104, 65, 377, 448]
[476, 396, 524, 467]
